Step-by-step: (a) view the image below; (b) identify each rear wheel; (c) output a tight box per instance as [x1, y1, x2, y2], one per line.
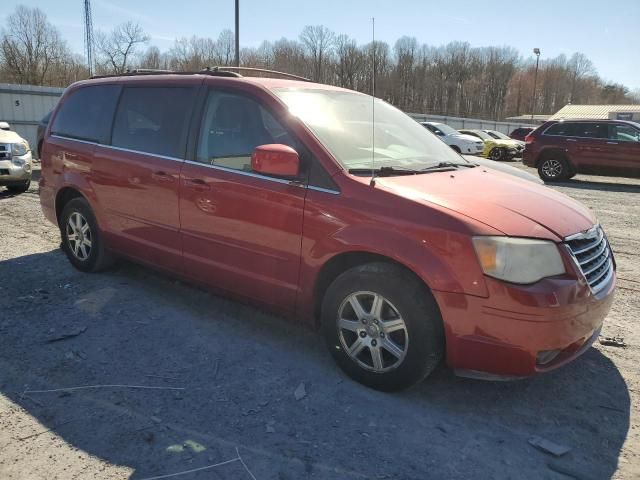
[60, 197, 114, 272]
[6, 180, 30, 193]
[538, 156, 570, 182]
[321, 262, 444, 391]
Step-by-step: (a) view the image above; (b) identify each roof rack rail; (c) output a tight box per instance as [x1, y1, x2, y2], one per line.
[204, 66, 311, 82]
[89, 66, 309, 82]
[90, 68, 241, 80]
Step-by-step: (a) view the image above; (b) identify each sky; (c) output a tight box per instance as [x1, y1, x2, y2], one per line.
[2, 0, 639, 90]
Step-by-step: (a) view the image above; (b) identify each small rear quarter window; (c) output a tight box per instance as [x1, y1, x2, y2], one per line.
[51, 85, 119, 143]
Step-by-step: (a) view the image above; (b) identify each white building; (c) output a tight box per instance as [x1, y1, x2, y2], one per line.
[0, 83, 65, 156]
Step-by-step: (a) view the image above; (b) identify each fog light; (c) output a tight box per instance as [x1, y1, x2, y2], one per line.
[536, 349, 561, 365]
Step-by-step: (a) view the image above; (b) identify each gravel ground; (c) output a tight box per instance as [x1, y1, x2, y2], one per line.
[0, 164, 638, 479]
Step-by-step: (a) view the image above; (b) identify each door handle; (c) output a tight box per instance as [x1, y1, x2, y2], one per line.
[184, 178, 211, 191]
[607, 142, 618, 145]
[151, 171, 175, 182]
[566, 138, 577, 142]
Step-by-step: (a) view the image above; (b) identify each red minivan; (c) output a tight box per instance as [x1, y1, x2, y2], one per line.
[40, 70, 616, 390]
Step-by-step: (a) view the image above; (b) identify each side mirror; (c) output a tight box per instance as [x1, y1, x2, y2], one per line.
[251, 144, 300, 177]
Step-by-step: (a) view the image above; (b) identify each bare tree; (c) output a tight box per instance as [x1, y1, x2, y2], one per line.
[300, 25, 335, 82]
[95, 21, 149, 74]
[567, 52, 596, 102]
[0, 6, 69, 85]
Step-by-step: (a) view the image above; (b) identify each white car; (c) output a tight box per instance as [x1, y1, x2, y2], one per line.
[0, 122, 33, 193]
[420, 122, 484, 155]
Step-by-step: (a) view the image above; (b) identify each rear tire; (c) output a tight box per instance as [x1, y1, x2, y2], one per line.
[321, 262, 444, 391]
[60, 197, 114, 272]
[6, 180, 30, 193]
[538, 156, 571, 182]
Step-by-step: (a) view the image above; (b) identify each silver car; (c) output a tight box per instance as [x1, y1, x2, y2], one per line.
[0, 122, 33, 193]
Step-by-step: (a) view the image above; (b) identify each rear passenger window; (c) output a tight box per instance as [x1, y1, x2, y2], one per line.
[51, 85, 119, 143]
[111, 87, 195, 158]
[574, 123, 608, 139]
[544, 123, 579, 137]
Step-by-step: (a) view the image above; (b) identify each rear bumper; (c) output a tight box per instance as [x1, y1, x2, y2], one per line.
[434, 272, 615, 378]
[522, 149, 536, 167]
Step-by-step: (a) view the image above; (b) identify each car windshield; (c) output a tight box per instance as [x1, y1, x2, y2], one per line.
[469, 130, 493, 141]
[429, 123, 458, 136]
[489, 130, 510, 140]
[273, 88, 466, 170]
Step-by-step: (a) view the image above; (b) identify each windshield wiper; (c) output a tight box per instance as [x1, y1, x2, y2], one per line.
[420, 161, 476, 172]
[348, 166, 423, 176]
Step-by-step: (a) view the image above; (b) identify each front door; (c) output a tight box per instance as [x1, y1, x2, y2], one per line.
[607, 123, 640, 176]
[179, 89, 307, 314]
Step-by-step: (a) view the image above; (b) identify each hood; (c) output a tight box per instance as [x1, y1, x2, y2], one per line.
[453, 133, 483, 144]
[0, 129, 27, 144]
[376, 167, 596, 240]
[486, 138, 520, 149]
[464, 156, 542, 184]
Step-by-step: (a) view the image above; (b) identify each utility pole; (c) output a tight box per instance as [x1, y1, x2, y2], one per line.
[83, 0, 94, 76]
[530, 48, 541, 121]
[234, 0, 240, 67]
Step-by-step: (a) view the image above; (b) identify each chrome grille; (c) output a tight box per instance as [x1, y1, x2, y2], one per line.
[565, 226, 614, 294]
[0, 144, 10, 160]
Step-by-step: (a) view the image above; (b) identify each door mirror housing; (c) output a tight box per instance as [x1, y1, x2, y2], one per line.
[252, 144, 300, 178]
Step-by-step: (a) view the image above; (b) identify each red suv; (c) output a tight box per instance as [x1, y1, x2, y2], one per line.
[40, 70, 616, 390]
[523, 120, 640, 181]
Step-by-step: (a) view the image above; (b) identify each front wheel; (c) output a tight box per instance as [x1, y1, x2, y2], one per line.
[6, 180, 30, 193]
[489, 147, 505, 161]
[321, 262, 444, 391]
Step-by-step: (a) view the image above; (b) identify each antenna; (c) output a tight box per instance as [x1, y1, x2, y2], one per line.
[83, 0, 94, 76]
[370, 17, 376, 187]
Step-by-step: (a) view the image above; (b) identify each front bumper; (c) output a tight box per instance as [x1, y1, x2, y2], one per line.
[434, 270, 615, 379]
[0, 153, 32, 185]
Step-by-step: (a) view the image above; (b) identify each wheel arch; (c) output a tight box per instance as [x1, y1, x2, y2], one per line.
[535, 148, 570, 168]
[312, 251, 434, 328]
[55, 187, 87, 227]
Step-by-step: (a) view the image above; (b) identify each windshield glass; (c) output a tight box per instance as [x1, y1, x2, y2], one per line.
[469, 130, 493, 141]
[428, 123, 458, 136]
[489, 130, 510, 140]
[273, 88, 466, 170]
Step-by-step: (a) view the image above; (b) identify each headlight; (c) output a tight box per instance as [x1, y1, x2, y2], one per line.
[11, 142, 29, 157]
[472, 236, 565, 284]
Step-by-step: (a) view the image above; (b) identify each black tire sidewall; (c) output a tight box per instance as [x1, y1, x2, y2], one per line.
[6, 180, 30, 193]
[60, 198, 104, 272]
[321, 263, 444, 391]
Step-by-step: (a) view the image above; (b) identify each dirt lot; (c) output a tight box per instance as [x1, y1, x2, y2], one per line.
[1, 164, 639, 479]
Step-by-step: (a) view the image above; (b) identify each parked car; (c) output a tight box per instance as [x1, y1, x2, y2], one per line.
[523, 120, 640, 181]
[0, 121, 33, 193]
[37, 111, 53, 159]
[483, 129, 526, 150]
[40, 71, 615, 391]
[420, 122, 484, 155]
[509, 127, 534, 141]
[458, 129, 522, 160]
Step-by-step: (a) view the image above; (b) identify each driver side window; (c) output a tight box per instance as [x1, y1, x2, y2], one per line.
[196, 90, 297, 171]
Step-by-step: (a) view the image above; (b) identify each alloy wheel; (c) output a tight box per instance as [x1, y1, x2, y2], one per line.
[66, 212, 92, 261]
[337, 291, 409, 372]
[541, 159, 563, 178]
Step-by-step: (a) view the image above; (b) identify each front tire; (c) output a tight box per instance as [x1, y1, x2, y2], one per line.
[321, 262, 444, 391]
[6, 180, 30, 193]
[450, 145, 461, 154]
[60, 197, 114, 272]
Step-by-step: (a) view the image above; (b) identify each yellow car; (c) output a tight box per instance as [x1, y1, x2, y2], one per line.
[458, 129, 522, 161]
